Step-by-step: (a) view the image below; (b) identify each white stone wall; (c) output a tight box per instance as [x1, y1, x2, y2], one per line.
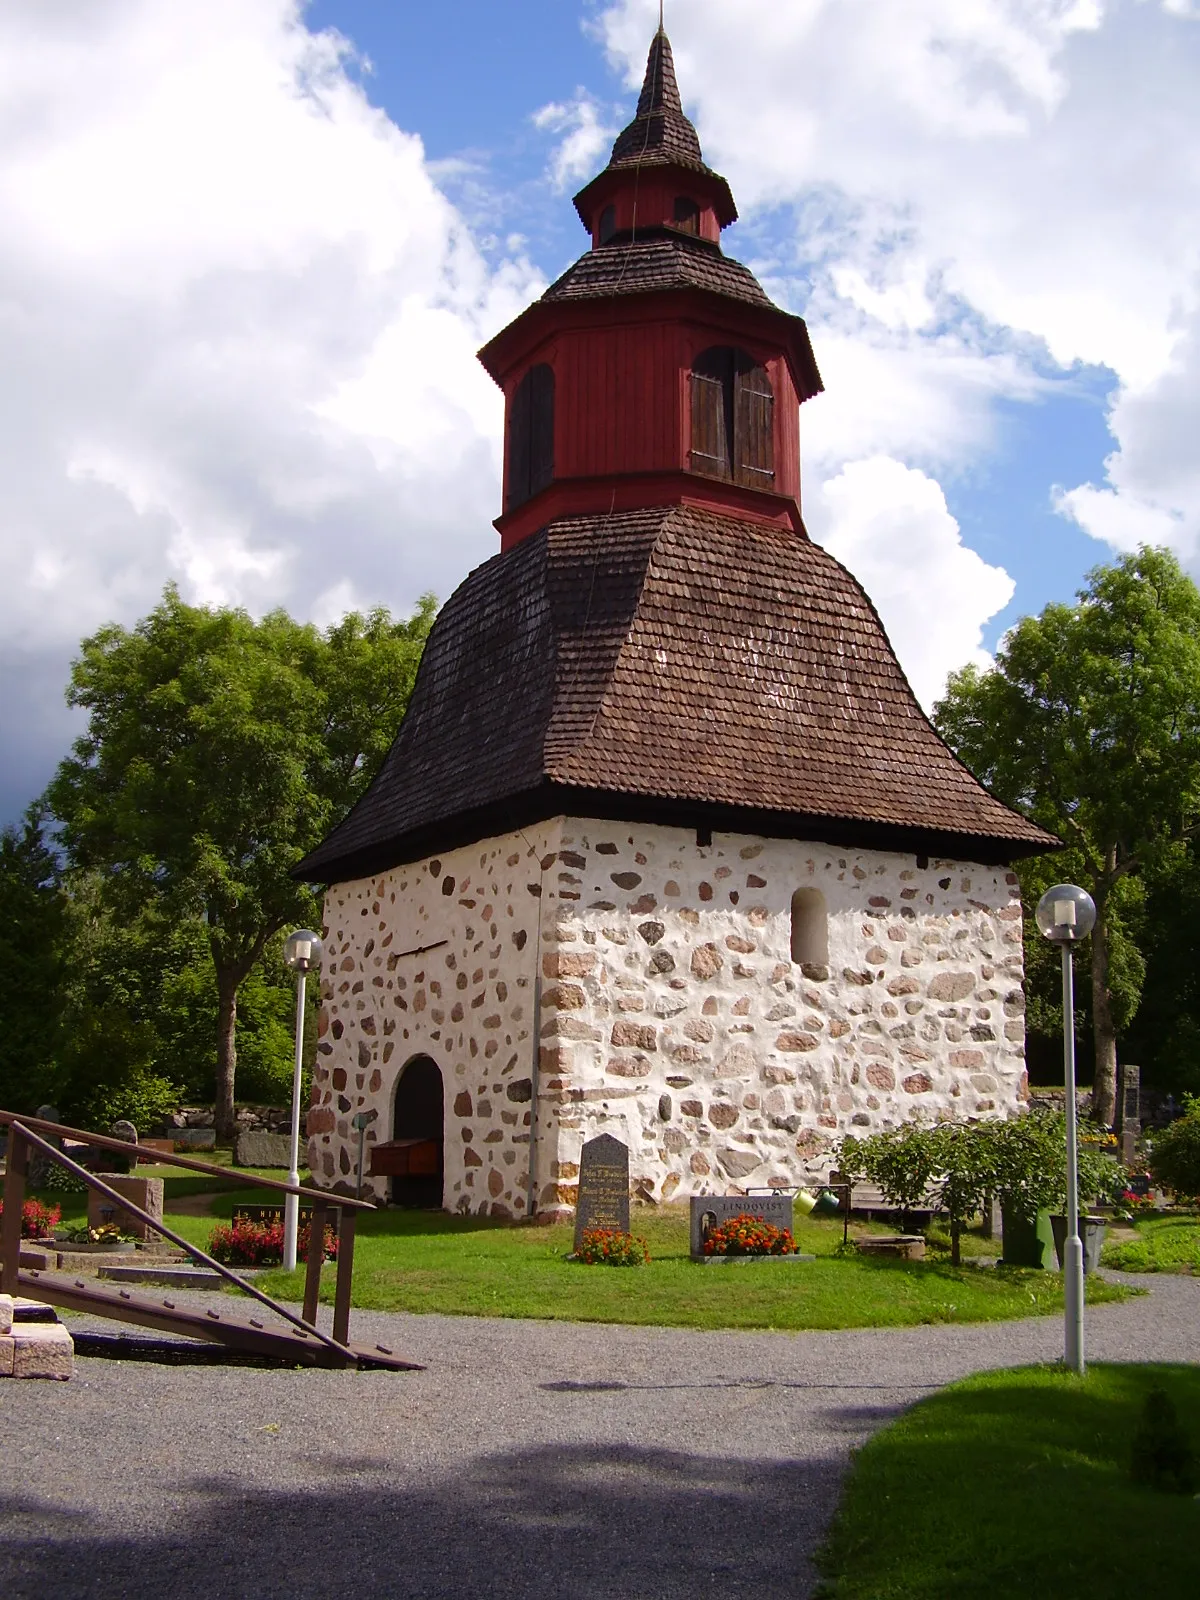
[311, 821, 563, 1215]
[534, 820, 1026, 1219]
[313, 815, 1027, 1218]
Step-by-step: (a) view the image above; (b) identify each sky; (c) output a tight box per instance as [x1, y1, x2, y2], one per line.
[2, 0, 1199, 825]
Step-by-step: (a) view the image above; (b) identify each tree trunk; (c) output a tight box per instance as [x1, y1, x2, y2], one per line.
[215, 967, 238, 1143]
[1090, 901, 1118, 1128]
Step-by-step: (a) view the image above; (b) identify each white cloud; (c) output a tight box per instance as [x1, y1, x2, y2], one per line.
[813, 458, 1015, 708]
[532, 94, 617, 189]
[1055, 297, 1200, 557]
[0, 0, 542, 815]
[599, 0, 1200, 684]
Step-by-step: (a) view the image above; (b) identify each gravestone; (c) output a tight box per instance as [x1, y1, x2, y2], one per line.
[87, 1176, 164, 1241]
[231, 1204, 313, 1228]
[573, 1134, 630, 1252]
[1119, 1063, 1141, 1133]
[689, 1194, 795, 1260]
[28, 1107, 61, 1188]
[173, 1127, 216, 1150]
[233, 1131, 292, 1168]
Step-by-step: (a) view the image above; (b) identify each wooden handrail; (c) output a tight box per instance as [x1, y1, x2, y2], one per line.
[5, 1119, 357, 1364]
[0, 1108, 374, 1210]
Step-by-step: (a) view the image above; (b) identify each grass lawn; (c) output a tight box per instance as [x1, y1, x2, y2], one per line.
[5, 1174, 1133, 1332]
[814, 1362, 1200, 1599]
[235, 1203, 1130, 1332]
[1102, 1213, 1200, 1273]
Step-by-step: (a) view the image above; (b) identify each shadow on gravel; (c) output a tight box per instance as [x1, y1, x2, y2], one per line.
[1, 1441, 826, 1600]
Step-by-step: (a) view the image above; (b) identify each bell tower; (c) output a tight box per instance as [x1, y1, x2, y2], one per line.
[478, 28, 823, 551]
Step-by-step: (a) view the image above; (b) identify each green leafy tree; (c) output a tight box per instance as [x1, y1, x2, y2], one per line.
[838, 1125, 939, 1230]
[46, 586, 435, 1139]
[926, 1122, 995, 1266]
[934, 547, 1200, 1125]
[0, 808, 69, 1113]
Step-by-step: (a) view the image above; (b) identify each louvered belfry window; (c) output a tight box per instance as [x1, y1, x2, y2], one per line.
[506, 363, 555, 511]
[689, 346, 774, 488]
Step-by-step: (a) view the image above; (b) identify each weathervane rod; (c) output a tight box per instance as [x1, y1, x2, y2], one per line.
[659, 1, 665, 30]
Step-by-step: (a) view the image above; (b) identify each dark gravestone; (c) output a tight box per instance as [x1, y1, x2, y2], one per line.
[1119, 1063, 1141, 1133]
[28, 1105, 62, 1187]
[689, 1194, 795, 1259]
[573, 1134, 630, 1251]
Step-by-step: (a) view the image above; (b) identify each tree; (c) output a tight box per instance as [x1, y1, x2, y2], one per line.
[46, 586, 435, 1139]
[934, 547, 1200, 1126]
[0, 808, 69, 1113]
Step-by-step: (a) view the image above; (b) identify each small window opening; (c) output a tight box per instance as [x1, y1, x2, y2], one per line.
[696, 826, 712, 848]
[506, 363, 555, 512]
[790, 887, 828, 967]
[673, 196, 700, 234]
[598, 205, 617, 245]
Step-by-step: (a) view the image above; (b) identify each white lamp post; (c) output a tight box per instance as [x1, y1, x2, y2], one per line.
[1034, 883, 1097, 1376]
[282, 928, 323, 1272]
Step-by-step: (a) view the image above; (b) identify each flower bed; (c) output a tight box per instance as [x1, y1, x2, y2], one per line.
[0, 1197, 62, 1239]
[574, 1228, 650, 1266]
[208, 1217, 338, 1268]
[703, 1213, 797, 1257]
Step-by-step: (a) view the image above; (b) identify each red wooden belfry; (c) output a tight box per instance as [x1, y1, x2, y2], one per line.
[479, 27, 821, 552]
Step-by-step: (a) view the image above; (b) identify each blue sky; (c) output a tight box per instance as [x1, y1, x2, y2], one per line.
[1, 0, 1197, 825]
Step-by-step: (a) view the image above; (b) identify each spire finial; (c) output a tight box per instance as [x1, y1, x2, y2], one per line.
[659, 0, 665, 30]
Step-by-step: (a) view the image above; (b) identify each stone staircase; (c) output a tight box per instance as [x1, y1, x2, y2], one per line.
[0, 1293, 74, 1380]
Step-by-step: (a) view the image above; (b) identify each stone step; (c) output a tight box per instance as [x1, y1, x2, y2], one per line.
[0, 1295, 74, 1380]
[96, 1264, 245, 1290]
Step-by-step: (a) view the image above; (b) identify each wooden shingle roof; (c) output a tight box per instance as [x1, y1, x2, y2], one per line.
[542, 233, 771, 309]
[298, 507, 1055, 882]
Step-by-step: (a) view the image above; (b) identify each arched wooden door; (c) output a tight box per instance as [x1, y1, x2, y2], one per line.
[390, 1055, 444, 1207]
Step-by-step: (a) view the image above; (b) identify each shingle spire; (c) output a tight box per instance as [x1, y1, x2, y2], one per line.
[609, 28, 703, 168]
[635, 25, 682, 119]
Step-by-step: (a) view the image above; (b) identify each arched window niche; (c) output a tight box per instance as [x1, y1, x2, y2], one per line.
[790, 887, 829, 974]
[506, 362, 555, 512]
[689, 346, 774, 489]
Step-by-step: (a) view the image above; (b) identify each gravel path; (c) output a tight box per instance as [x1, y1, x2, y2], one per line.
[2, 1273, 1197, 1600]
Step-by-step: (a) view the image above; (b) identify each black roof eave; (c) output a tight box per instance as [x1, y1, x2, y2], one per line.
[294, 780, 1059, 888]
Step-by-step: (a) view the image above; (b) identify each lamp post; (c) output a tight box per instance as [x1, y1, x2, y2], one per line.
[1034, 883, 1097, 1376]
[282, 928, 323, 1272]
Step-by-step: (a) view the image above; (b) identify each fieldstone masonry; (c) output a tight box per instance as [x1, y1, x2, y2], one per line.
[312, 817, 1027, 1219]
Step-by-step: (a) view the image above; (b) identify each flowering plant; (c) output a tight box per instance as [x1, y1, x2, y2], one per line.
[0, 1197, 62, 1239]
[703, 1213, 796, 1257]
[574, 1228, 650, 1266]
[1116, 1186, 1156, 1221]
[208, 1217, 338, 1268]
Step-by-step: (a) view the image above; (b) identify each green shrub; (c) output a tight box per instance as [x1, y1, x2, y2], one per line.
[1148, 1097, 1200, 1200]
[1130, 1387, 1196, 1493]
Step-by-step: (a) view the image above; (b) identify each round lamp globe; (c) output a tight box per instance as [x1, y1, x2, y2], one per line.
[1034, 884, 1096, 944]
[283, 929, 324, 973]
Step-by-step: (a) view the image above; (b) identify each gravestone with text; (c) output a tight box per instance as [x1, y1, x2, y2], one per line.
[573, 1134, 630, 1252]
[689, 1194, 795, 1259]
